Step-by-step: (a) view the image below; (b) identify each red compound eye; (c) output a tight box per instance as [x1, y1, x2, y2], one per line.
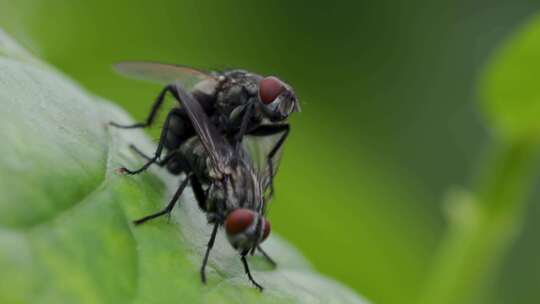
[225, 209, 256, 236]
[259, 76, 285, 104]
[262, 218, 271, 241]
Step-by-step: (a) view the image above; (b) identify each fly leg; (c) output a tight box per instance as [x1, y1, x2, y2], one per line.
[117, 108, 182, 175]
[200, 222, 219, 284]
[129, 144, 152, 160]
[257, 246, 277, 267]
[247, 124, 290, 199]
[129, 144, 178, 167]
[110, 84, 177, 129]
[191, 175, 218, 285]
[241, 254, 264, 291]
[233, 104, 255, 144]
[133, 174, 191, 225]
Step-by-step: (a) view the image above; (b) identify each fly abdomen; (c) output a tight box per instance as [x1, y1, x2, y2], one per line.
[165, 153, 190, 175]
[164, 110, 194, 150]
[179, 137, 210, 181]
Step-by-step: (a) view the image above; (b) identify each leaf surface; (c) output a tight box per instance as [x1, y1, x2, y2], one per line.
[0, 30, 368, 304]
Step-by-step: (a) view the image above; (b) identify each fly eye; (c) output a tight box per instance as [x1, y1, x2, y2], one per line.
[262, 218, 271, 241]
[259, 76, 285, 104]
[225, 209, 256, 236]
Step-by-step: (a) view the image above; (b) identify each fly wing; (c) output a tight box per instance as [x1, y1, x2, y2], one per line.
[114, 61, 218, 91]
[242, 126, 287, 200]
[173, 83, 231, 172]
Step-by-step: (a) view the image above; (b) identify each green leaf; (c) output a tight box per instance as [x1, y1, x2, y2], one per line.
[479, 13, 540, 140]
[0, 29, 368, 304]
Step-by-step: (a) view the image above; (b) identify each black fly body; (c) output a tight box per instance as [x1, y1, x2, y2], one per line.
[111, 65, 299, 290]
[110, 62, 299, 200]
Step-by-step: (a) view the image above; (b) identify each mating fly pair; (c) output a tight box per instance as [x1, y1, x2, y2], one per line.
[110, 62, 299, 290]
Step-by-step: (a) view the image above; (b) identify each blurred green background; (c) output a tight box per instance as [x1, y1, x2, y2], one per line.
[1, 1, 540, 303]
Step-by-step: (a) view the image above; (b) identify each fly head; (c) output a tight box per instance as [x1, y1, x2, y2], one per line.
[206, 156, 269, 253]
[258, 76, 300, 122]
[217, 70, 299, 124]
[224, 208, 270, 253]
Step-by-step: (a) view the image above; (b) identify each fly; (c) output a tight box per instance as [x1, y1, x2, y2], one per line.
[114, 82, 280, 291]
[109, 62, 299, 200]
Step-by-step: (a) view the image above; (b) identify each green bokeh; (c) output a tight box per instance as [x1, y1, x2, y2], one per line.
[2, 1, 540, 303]
[0, 40, 366, 303]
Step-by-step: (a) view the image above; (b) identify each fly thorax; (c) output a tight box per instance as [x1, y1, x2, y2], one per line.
[206, 159, 222, 180]
[205, 181, 227, 216]
[224, 167, 245, 211]
[216, 70, 261, 117]
[216, 86, 244, 115]
[205, 157, 234, 180]
[227, 163, 263, 212]
[181, 137, 207, 171]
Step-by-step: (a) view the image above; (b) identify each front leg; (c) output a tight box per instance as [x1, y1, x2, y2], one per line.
[241, 254, 264, 291]
[200, 223, 219, 284]
[247, 124, 290, 199]
[133, 174, 191, 225]
[257, 246, 277, 267]
[233, 104, 255, 144]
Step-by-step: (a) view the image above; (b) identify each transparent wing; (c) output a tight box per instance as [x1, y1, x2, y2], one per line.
[243, 128, 286, 198]
[173, 83, 231, 172]
[114, 61, 217, 91]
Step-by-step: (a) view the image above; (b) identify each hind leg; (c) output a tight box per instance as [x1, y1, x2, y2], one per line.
[110, 84, 178, 129]
[129, 145, 179, 167]
[117, 108, 183, 175]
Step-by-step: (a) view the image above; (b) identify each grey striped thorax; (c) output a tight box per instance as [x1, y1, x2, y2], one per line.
[181, 136, 264, 222]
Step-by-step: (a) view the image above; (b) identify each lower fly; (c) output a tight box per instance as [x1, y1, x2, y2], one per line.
[112, 82, 278, 291]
